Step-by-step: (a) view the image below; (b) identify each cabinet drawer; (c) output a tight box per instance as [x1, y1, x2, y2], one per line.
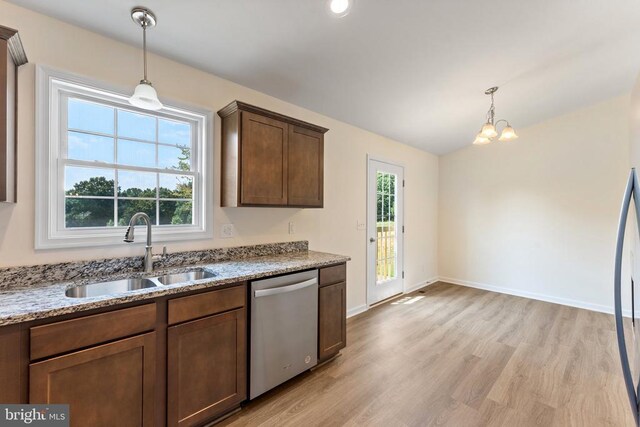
[168, 284, 246, 325]
[30, 304, 156, 360]
[319, 264, 346, 287]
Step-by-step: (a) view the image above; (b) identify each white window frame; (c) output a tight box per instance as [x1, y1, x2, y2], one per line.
[35, 65, 213, 249]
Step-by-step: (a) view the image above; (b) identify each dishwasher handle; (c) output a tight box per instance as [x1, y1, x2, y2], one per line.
[254, 278, 317, 298]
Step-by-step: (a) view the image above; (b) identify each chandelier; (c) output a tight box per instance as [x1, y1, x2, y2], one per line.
[473, 87, 518, 145]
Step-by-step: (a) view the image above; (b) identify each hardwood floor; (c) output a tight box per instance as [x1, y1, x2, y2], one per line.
[219, 282, 635, 426]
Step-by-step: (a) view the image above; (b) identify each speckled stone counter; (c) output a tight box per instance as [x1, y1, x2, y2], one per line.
[0, 242, 349, 326]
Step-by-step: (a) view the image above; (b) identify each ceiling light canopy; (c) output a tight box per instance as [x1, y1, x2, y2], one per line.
[472, 87, 518, 146]
[328, 0, 354, 17]
[129, 7, 163, 111]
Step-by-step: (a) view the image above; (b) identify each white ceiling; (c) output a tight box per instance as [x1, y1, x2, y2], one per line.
[9, 0, 640, 154]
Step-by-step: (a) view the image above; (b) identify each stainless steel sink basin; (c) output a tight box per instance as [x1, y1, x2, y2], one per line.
[65, 278, 158, 298]
[156, 269, 217, 285]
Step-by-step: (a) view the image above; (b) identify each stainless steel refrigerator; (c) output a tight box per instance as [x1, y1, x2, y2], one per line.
[615, 168, 640, 427]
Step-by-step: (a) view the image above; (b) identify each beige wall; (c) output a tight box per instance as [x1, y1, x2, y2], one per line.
[0, 1, 439, 313]
[439, 96, 630, 313]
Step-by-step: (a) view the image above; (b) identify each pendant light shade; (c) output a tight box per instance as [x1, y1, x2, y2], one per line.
[498, 125, 518, 142]
[130, 81, 162, 110]
[480, 122, 498, 138]
[129, 8, 163, 111]
[473, 133, 491, 145]
[472, 87, 517, 146]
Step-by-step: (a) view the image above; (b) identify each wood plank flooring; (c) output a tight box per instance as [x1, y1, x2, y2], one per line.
[219, 282, 636, 427]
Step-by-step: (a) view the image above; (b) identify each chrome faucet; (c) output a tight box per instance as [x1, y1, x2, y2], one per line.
[123, 212, 166, 273]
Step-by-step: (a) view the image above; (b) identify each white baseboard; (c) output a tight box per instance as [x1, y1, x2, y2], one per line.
[440, 276, 632, 318]
[347, 304, 368, 318]
[404, 276, 439, 293]
[347, 277, 440, 319]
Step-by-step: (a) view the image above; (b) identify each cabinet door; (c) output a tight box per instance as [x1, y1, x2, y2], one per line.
[167, 309, 246, 427]
[30, 333, 156, 427]
[0, 325, 24, 403]
[240, 111, 288, 205]
[318, 281, 346, 361]
[288, 125, 324, 207]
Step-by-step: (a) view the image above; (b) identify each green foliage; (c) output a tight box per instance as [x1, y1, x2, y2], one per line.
[376, 173, 396, 222]
[66, 176, 114, 197]
[64, 147, 194, 228]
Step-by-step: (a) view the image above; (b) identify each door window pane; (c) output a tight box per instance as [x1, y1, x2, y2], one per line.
[376, 172, 397, 282]
[68, 98, 114, 135]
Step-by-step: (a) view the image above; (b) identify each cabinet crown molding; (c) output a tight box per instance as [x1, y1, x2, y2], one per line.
[218, 100, 329, 134]
[0, 25, 27, 66]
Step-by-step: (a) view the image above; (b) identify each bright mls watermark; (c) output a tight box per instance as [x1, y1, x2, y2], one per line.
[0, 405, 68, 426]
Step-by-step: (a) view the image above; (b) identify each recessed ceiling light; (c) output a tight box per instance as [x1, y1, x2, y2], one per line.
[328, 0, 353, 17]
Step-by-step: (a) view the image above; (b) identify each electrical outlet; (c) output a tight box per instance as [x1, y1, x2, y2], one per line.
[288, 221, 295, 234]
[221, 224, 234, 239]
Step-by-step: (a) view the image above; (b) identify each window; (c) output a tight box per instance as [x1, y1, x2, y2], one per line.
[36, 66, 213, 248]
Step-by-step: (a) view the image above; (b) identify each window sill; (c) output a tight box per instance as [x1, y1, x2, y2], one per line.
[35, 226, 213, 250]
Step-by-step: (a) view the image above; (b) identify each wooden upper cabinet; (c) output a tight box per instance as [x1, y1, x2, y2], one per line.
[218, 101, 328, 208]
[288, 125, 323, 207]
[241, 112, 288, 205]
[0, 25, 27, 203]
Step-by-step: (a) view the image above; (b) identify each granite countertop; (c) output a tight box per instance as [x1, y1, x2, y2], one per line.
[0, 250, 349, 327]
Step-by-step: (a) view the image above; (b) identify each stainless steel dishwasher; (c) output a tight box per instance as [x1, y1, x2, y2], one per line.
[250, 269, 318, 399]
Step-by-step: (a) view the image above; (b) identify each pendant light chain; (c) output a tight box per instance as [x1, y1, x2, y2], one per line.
[487, 91, 495, 125]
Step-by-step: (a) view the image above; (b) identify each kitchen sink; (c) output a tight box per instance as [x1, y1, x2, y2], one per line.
[156, 269, 217, 285]
[64, 268, 217, 298]
[65, 278, 158, 298]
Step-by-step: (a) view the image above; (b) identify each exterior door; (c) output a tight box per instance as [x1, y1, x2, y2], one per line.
[367, 159, 404, 305]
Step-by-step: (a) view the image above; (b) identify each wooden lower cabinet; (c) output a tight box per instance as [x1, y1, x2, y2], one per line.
[318, 281, 347, 361]
[0, 325, 24, 403]
[0, 273, 347, 425]
[29, 332, 156, 427]
[167, 308, 247, 427]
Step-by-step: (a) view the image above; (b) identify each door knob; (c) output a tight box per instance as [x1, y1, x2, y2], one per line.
[369, 237, 376, 243]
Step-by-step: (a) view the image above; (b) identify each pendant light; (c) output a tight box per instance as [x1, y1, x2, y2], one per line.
[129, 7, 163, 111]
[472, 87, 518, 145]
